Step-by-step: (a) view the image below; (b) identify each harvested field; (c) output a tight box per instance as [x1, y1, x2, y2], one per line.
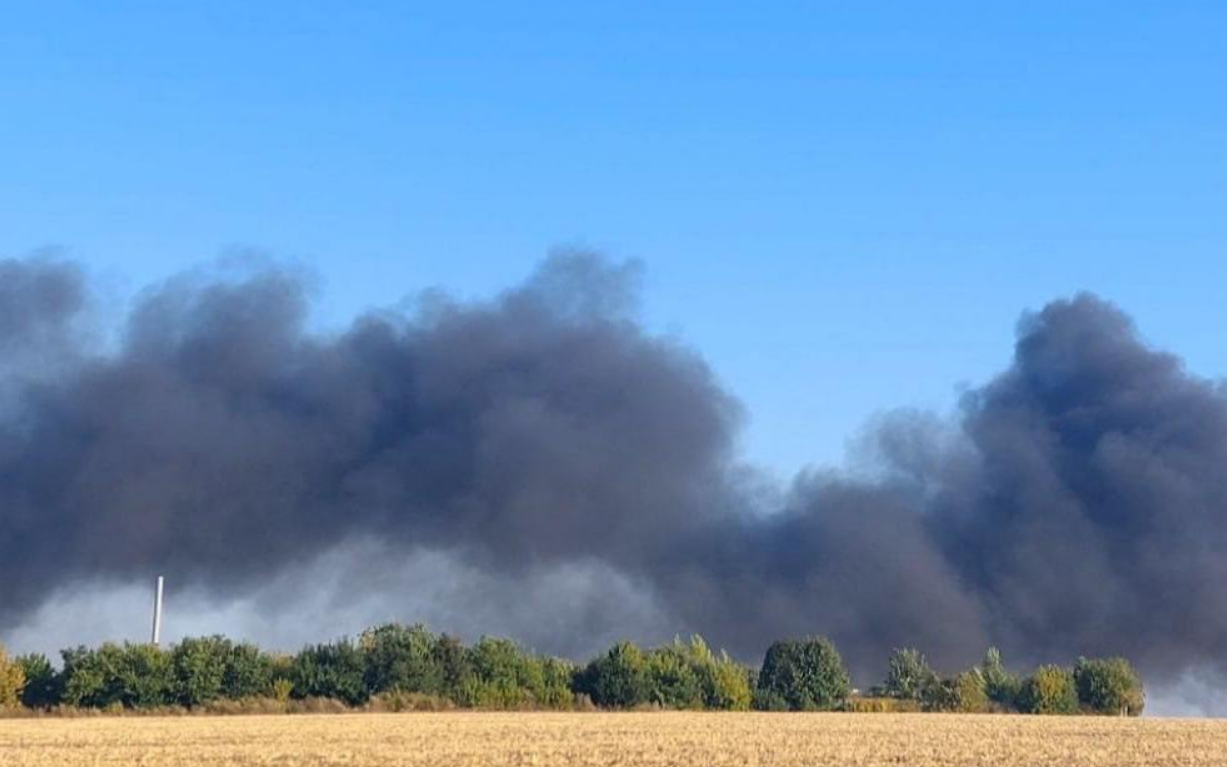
[3, 712, 1226, 766]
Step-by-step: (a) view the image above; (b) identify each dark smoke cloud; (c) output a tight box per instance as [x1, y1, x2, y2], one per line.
[1, 252, 1226, 689]
[935, 297, 1227, 678]
[0, 258, 87, 381]
[0, 253, 737, 632]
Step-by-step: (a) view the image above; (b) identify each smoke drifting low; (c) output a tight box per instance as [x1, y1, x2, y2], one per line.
[2, 253, 1226, 689]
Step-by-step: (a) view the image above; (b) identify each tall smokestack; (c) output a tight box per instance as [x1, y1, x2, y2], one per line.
[150, 576, 164, 647]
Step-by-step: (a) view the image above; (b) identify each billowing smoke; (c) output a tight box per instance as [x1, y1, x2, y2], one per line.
[2, 252, 1226, 693]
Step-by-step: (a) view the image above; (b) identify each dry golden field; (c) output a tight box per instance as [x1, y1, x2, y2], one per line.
[3, 712, 1227, 767]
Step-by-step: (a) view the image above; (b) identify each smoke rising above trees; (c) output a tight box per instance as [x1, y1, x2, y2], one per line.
[1, 252, 1226, 686]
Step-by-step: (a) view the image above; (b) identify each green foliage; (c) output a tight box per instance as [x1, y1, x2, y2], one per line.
[360, 623, 444, 697]
[16, 653, 58, 709]
[645, 640, 706, 709]
[577, 641, 650, 708]
[1074, 657, 1144, 716]
[756, 637, 851, 711]
[7, 626, 1145, 716]
[751, 687, 790, 711]
[171, 636, 229, 706]
[291, 640, 368, 706]
[1019, 665, 1079, 715]
[951, 670, 990, 712]
[123, 644, 175, 708]
[702, 652, 753, 711]
[367, 690, 457, 712]
[58, 646, 103, 707]
[981, 647, 1021, 711]
[575, 637, 750, 711]
[222, 642, 275, 699]
[644, 637, 743, 710]
[458, 636, 544, 708]
[59, 643, 174, 709]
[883, 648, 939, 702]
[0, 644, 26, 709]
[539, 657, 579, 709]
[168, 636, 275, 706]
[925, 670, 989, 713]
[843, 696, 922, 713]
[286, 627, 574, 711]
[271, 677, 294, 704]
[431, 634, 470, 700]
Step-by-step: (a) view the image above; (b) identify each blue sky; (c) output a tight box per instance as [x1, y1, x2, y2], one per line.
[2, 1, 1224, 477]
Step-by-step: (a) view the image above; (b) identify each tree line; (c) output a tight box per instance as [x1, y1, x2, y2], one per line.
[0, 626, 1142, 715]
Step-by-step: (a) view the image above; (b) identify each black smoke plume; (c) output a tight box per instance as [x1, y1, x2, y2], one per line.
[1, 252, 1225, 685]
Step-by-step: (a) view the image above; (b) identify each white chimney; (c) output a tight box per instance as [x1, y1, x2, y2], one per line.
[150, 575, 165, 646]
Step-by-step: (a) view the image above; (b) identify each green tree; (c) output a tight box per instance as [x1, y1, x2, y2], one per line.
[59, 646, 106, 708]
[705, 661, 752, 710]
[431, 634, 470, 701]
[291, 640, 368, 706]
[16, 653, 59, 709]
[883, 648, 939, 702]
[577, 641, 651, 708]
[538, 657, 578, 709]
[688, 637, 753, 711]
[222, 642, 275, 699]
[119, 643, 175, 708]
[1019, 665, 1078, 715]
[59, 643, 174, 709]
[981, 647, 1021, 710]
[649, 636, 751, 711]
[459, 636, 542, 708]
[926, 669, 989, 713]
[0, 644, 26, 709]
[171, 636, 230, 706]
[645, 640, 706, 709]
[756, 637, 850, 711]
[1074, 657, 1144, 716]
[360, 623, 444, 696]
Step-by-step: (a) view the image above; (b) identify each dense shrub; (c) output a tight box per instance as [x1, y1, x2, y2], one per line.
[843, 696, 921, 713]
[575, 637, 750, 711]
[645, 641, 706, 709]
[169, 636, 276, 706]
[15, 653, 57, 709]
[1074, 657, 1143, 716]
[431, 634, 470, 700]
[366, 690, 456, 712]
[291, 640, 367, 706]
[172, 636, 229, 706]
[701, 651, 753, 710]
[57, 647, 103, 708]
[883, 648, 940, 702]
[756, 637, 850, 711]
[539, 657, 580, 709]
[360, 624, 445, 697]
[981, 647, 1021, 711]
[0, 628, 1144, 717]
[1018, 665, 1079, 715]
[59, 643, 174, 709]
[0, 644, 25, 709]
[458, 636, 564, 709]
[576, 641, 650, 708]
[751, 687, 790, 711]
[222, 642, 275, 699]
[924, 670, 989, 713]
[646, 637, 751, 710]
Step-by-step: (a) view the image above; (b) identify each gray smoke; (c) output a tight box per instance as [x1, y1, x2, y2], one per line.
[1, 252, 1226, 691]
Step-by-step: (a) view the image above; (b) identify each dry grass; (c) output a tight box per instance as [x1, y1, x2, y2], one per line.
[3, 712, 1227, 766]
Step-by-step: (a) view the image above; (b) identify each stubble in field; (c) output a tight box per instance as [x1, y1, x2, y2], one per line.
[3, 712, 1227, 767]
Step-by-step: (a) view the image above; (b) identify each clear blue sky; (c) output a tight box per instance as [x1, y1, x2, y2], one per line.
[2, 1, 1224, 477]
